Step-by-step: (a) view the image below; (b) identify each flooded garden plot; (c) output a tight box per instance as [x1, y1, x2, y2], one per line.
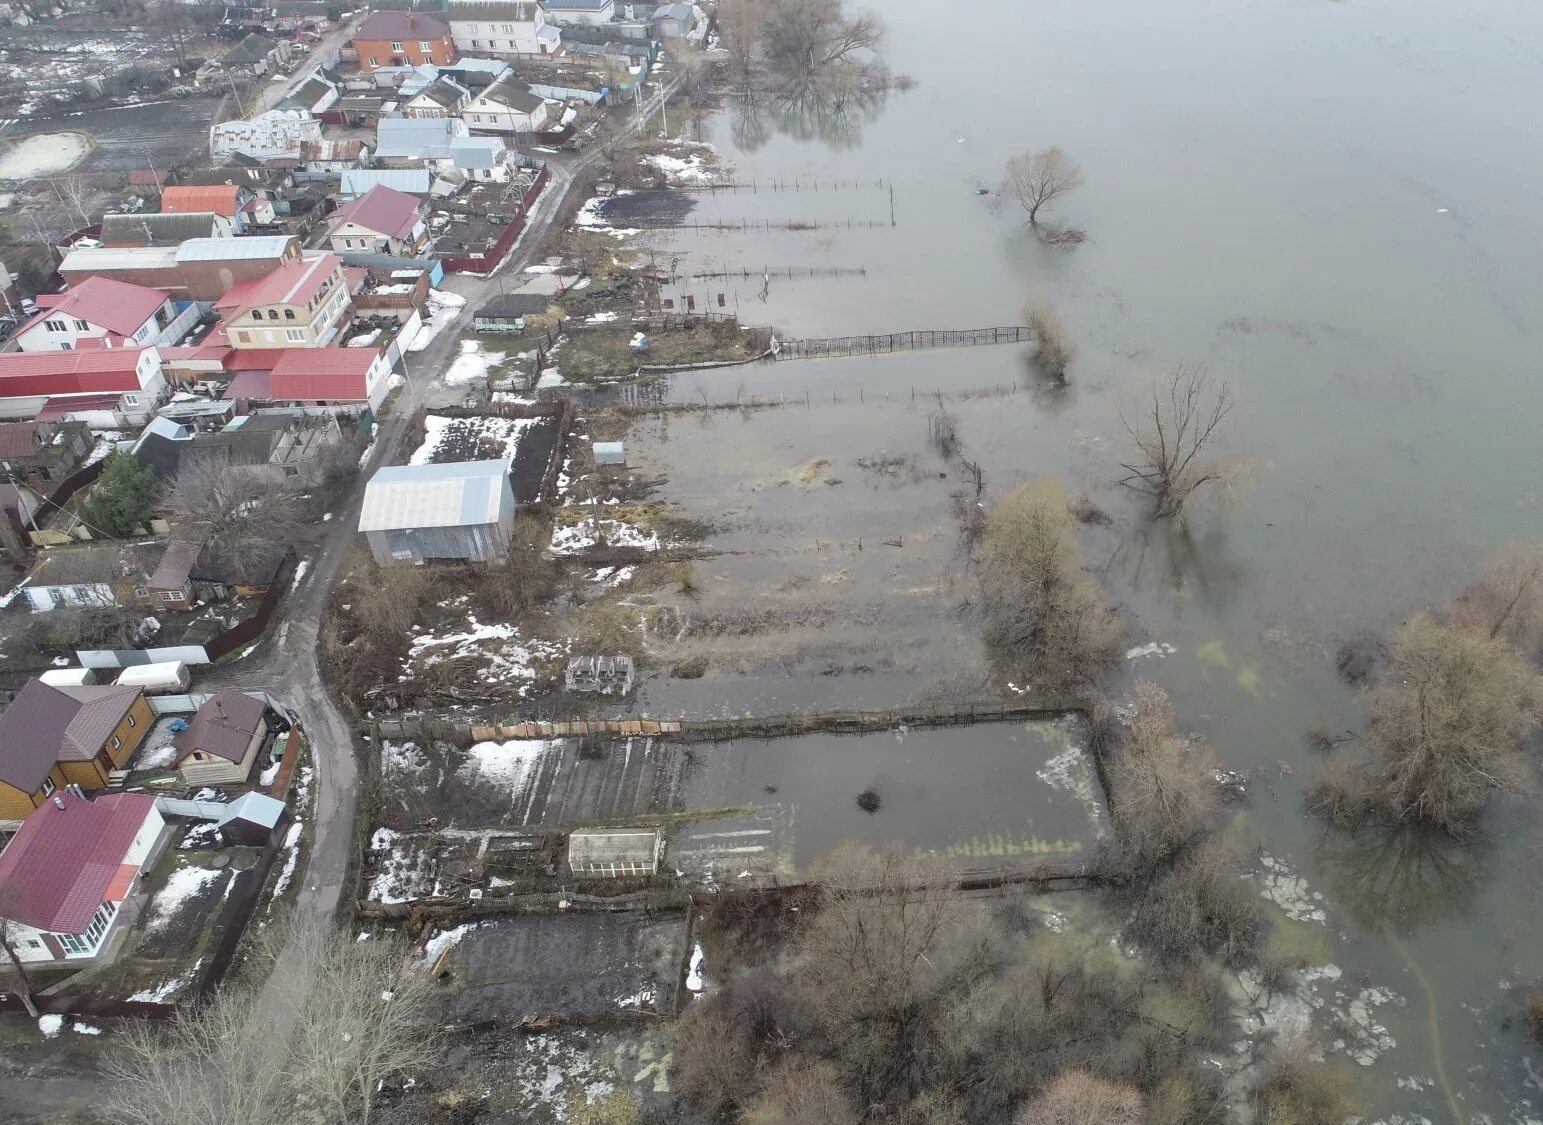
[425, 912, 690, 1024]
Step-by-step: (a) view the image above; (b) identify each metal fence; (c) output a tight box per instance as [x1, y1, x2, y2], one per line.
[778, 326, 1031, 360]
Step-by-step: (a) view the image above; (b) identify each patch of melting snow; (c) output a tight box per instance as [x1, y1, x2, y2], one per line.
[444, 339, 507, 386]
[1034, 721, 1106, 835]
[144, 865, 224, 932]
[615, 986, 656, 1009]
[71, 1021, 101, 1035]
[686, 942, 705, 991]
[1126, 641, 1178, 660]
[584, 310, 618, 323]
[406, 615, 566, 691]
[367, 826, 436, 904]
[549, 516, 660, 555]
[460, 739, 554, 796]
[268, 822, 303, 905]
[1254, 852, 1328, 924]
[421, 921, 481, 965]
[129, 958, 202, 1003]
[410, 413, 537, 465]
[38, 1014, 63, 1038]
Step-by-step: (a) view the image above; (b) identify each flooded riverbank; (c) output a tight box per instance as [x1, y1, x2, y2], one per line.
[574, 0, 1543, 1116]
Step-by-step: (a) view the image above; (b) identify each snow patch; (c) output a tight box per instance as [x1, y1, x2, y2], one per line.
[549, 517, 660, 556]
[144, 866, 224, 932]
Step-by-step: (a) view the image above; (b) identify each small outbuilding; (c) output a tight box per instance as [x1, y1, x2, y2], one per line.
[564, 654, 635, 694]
[174, 689, 274, 785]
[216, 791, 288, 846]
[566, 826, 662, 878]
[592, 442, 625, 467]
[358, 460, 516, 566]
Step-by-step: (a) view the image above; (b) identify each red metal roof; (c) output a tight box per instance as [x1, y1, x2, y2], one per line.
[216, 253, 341, 313]
[225, 370, 272, 400]
[0, 350, 151, 400]
[0, 790, 158, 934]
[355, 10, 450, 41]
[330, 185, 423, 241]
[223, 349, 289, 371]
[36, 393, 124, 420]
[269, 348, 377, 401]
[23, 277, 171, 338]
[161, 184, 243, 217]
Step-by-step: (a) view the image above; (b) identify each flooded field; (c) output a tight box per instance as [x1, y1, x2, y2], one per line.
[561, 0, 1543, 1116]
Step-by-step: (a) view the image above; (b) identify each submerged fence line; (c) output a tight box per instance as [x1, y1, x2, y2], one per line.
[777, 325, 1032, 360]
[678, 178, 891, 193]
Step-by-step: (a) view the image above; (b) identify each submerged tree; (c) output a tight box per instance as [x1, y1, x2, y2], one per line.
[1003, 147, 1082, 226]
[1452, 541, 1543, 658]
[1363, 613, 1541, 833]
[1117, 364, 1249, 522]
[719, 0, 764, 79]
[982, 478, 1123, 689]
[1025, 298, 1076, 380]
[761, 0, 884, 94]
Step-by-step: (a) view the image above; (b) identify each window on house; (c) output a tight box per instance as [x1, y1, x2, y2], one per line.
[419, 40, 433, 50]
[111, 735, 122, 749]
[44, 318, 67, 332]
[133, 586, 149, 597]
[123, 395, 139, 405]
[284, 309, 296, 320]
[369, 56, 378, 66]
[127, 713, 136, 727]
[25, 938, 41, 950]
[251, 310, 263, 321]
[286, 329, 305, 342]
[73, 318, 89, 331]
[41, 776, 56, 797]
[158, 590, 181, 602]
[268, 309, 281, 320]
[391, 40, 403, 50]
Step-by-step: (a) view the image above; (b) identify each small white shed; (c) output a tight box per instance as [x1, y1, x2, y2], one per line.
[567, 827, 662, 878]
[593, 442, 625, 467]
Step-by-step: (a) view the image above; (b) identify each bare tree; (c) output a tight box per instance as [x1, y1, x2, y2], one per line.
[1105, 680, 1223, 873]
[742, 1056, 859, 1125]
[1015, 1071, 1143, 1125]
[719, 0, 764, 79]
[53, 175, 96, 229]
[1452, 542, 1543, 657]
[664, 38, 706, 98]
[1003, 148, 1082, 226]
[761, 0, 884, 93]
[1251, 1028, 1358, 1125]
[982, 478, 1123, 689]
[0, 888, 41, 1019]
[164, 456, 303, 574]
[1025, 298, 1076, 380]
[1117, 364, 1249, 522]
[1364, 613, 1542, 833]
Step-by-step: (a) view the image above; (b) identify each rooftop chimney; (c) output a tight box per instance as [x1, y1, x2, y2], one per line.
[53, 796, 66, 810]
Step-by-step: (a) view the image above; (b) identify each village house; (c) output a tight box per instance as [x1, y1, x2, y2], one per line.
[209, 110, 324, 164]
[352, 10, 457, 70]
[0, 419, 90, 487]
[375, 116, 469, 168]
[0, 349, 167, 425]
[207, 32, 292, 78]
[402, 73, 474, 117]
[652, 1, 695, 36]
[0, 790, 168, 962]
[299, 138, 372, 175]
[463, 71, 549, 133]
[566, 827, 662, 877]
[472, 291, 553, 330]
[224, 348, 393, 411]
[162, 184, 275, 233]
[327, 185, 431, 256]
[132, 411, 347, 487]
[450, 135, 516, 181]
[358, 459, 516, 565]
[0, 680, 154, 820]
[11, 278, 201, 354]
[215, 252, 351, 349]
[173, 689, 277, 786]
[99, 212, 236, 247]
[275, 70, 341, 115]
[23, 542, 187, 612]
[448, 0, 561, 54]
[541, 0, 615, 24]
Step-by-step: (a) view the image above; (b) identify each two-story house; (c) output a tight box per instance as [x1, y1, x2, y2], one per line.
[12, 278, 199, 354]
[327, 185, 431, 257]
[215, 252, 351, 349]
[463, 71, 550, 133]
[0, 789, 168, 963]
[448, 0, 562, 54]
[540, 0, 615, 26]
[0, 680, 153, 820]
[351, 10, 457, 71]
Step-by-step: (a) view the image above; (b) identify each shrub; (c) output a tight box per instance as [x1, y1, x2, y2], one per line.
[1123, 836, 1262, 967]
[1251, 1030, 1358, 1125]
[1025, 299, 1077, 380]
[1304, 754, 1375, 828]
[1013, 1070, 1141, 1125]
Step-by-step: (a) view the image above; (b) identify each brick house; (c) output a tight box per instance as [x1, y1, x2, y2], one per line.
[352, 11, 457, 71]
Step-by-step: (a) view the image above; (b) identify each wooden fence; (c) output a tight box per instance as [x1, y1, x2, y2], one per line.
[203, 549, 298, 661]
[778, 326, 1032, 360]
[440, 164, 552, 274]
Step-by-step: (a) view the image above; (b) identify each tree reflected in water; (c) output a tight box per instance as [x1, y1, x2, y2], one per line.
[1315, 820, 1493, 936]
[729, 81, 891, 153]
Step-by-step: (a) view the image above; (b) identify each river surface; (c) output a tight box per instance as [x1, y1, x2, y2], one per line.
[609, 0, 1543, 1118]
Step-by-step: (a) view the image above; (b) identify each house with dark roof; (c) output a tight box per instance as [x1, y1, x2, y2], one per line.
[22, 542, 193, 612]
[0, 680, 154, 821]
[174, 690, 275, 785]
[0, 790, 167, 961]
[211, 32, 291, 77]
[327, 185, 430, 257]
[276, 71, 341, 116]
[100, 211, 236, 248]
[0, 419, 91, 486]
[403, 73, 473, 118]
[462, 71, 549, 133]
[352, 10, 456, 71]
[12, 278, 190, 355]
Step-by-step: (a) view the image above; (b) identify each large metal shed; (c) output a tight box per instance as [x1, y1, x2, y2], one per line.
[567, 827, 663, 878]
[358, 459, 516, 566]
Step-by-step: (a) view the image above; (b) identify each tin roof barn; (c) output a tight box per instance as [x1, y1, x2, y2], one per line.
[216, 791, 288, 846]
[567, 827, 662, 878]
[357, 459, 516, 566]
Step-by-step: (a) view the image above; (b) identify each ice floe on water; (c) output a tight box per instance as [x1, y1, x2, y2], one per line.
[1126, 641, 1178, 660]
[1254, 852, 1328, 924]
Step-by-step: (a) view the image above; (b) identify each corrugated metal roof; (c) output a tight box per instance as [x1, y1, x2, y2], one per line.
[176, 235, 296, 263]
[175, 689, 267, 764]
[358, 459, 511, 532]
[341, 169, 434, 199]
[60, 245, 180, 272]
[0, 680, 143, 792]
[218, 791, 285, 829]
[375, 117, 464, 160]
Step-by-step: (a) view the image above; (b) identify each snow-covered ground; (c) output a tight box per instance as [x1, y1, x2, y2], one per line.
[128, 958, 203, 1004]
[444, 339, 507, 386]
[142, 866, 224, 933]
[406, 613, 567, 692]
[458, 739, 555, 798]
[407, 290, 468, 352]
[409, 414, 540, 465]
[367, 826, 438, 905]
[644, 151, 720, 185]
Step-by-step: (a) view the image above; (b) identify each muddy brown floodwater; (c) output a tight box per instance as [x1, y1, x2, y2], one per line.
[574, 0, 1543, 1117]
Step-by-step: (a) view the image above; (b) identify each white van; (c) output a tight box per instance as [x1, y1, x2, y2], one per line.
[114, 661, 192, 694]
[39, 667, 99, 687]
